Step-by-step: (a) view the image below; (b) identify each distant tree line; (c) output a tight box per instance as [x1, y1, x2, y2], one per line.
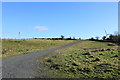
[89, 34, 120, 45]
[33, 35, 81, 40]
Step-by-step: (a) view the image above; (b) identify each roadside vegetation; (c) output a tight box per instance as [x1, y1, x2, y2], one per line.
[2, 39, 75, 58]
[41, 41, 119, 79]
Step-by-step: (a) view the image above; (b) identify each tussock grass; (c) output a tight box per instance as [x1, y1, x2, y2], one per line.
[43, 41, 119, 78]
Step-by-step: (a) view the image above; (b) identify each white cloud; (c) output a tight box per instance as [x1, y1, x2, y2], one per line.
[0, 32, 3, 34]
[35, 26, 48, 31]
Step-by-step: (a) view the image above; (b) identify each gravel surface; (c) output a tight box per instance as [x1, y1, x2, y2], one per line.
[2, 40, 82, 78]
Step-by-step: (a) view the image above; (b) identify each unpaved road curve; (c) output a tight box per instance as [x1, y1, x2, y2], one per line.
[2, 40, 82, 78]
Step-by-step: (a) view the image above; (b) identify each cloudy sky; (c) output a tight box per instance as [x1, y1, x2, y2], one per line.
[2, 2, 118, 39]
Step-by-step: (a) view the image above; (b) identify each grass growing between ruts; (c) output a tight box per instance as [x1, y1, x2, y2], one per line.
[41, 41, 119, 79]
[2, 39, 75, 58]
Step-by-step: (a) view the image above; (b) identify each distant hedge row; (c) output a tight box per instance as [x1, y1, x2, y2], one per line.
[89, 34, 120, 45]
[33, 38, 79, 40]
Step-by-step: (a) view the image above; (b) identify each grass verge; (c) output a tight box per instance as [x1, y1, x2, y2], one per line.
[2, 39, 75, 58]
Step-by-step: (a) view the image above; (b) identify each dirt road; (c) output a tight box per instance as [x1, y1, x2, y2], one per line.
[2, 40, 82, 78]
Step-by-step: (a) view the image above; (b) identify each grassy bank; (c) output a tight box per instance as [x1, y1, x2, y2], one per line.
[41, 41, 119, 79]
[2, 39, 75, 58]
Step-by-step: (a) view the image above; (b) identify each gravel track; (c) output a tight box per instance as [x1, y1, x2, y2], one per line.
[2, 40, 82, 78]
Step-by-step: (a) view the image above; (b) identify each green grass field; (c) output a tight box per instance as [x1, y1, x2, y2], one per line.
[42, 41, 119, 79]
[2, 39, 75, 58]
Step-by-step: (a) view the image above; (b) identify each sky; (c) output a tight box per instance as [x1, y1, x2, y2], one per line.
[2, 2, 118, 39]
[2, 0, 119, 2]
